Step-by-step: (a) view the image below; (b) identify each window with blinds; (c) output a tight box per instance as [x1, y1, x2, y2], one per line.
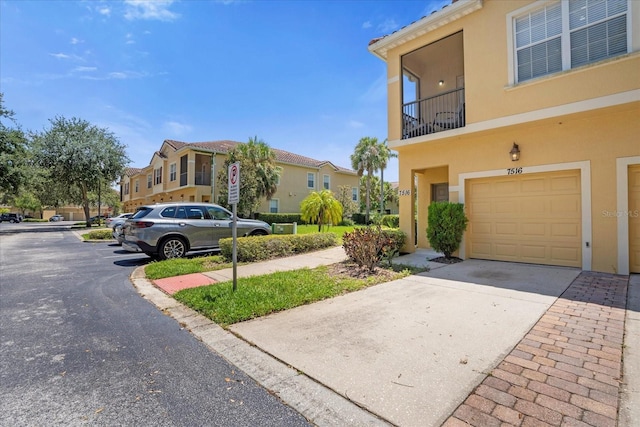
[514, 0, 628, 83]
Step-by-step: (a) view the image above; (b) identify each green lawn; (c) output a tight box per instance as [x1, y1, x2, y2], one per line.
[145, 255, 233, 280]
[295, 224, 356, 243]
[174, 265, 418, 326]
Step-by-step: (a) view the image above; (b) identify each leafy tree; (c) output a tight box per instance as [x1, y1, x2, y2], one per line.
[350, 136, 389, 223]
[359, 176, 398, 214]
[300, 190, 343, 232]
[426, 201, 468, 259]
[335, 185, 359, 221]
[13, 191, 41, 217]
[217, 137, 281, 217]
[0, 93, 29, 197]
[31, 116, 129, 227]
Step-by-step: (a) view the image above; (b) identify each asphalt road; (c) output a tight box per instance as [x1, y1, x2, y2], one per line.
[0, 223, 310, 426]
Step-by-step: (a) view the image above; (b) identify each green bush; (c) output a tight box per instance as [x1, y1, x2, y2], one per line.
[83, 229, 113, 240]
[342, 226, 405, 271]
[255, 213, 306, 225]
[351, 213, 369, 225]
[381, 214, 399, 228]
[219, 233, 337, 262]
[338, 218, 354, 226]
[426, 201, 468, 259]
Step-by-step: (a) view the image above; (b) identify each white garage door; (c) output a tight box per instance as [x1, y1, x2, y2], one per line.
[466, 170, 582, 268]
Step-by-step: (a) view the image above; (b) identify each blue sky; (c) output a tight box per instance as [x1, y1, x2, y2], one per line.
[1, 0, 450, 183]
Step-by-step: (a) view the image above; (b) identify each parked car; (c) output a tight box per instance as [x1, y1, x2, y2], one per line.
[89, 214, 109, 224]
[106, 213, 132, 228]
[0, 213, 23, 223]
[49, 214, 64, 222]
[121, 202, 271, 260]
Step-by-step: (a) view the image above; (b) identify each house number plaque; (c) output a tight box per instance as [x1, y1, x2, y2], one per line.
[507, 167, 523, 175]
[398, 189, 411, 196]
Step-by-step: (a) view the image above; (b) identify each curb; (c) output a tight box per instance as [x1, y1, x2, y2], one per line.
[130, 266, 391, 426]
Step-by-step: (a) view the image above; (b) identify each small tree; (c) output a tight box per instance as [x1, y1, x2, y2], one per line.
[300, 190, 343, 232]
[426, 201, 468, 259]
[335, 185, 358, 221]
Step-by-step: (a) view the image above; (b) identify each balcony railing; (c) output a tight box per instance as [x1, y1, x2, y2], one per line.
[402, 87, 465, 139]
[195, 171, 211, 186]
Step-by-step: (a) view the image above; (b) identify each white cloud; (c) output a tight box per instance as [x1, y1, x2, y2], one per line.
[163, 121, 193, 136]
[98, 6, 111, 16]
[362, 21, 372, 29]
[348, 120, 365, 129]
[50, 53, 71, 59]
[70, 37, 83, 45]
[124, 0, 179, 22]
[73, 66, 97, 72]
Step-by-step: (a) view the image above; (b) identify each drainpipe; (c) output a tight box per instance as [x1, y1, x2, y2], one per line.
[211, 153, 215, 204]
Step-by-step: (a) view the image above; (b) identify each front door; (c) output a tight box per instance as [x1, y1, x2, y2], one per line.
[432, 183, 449, 202]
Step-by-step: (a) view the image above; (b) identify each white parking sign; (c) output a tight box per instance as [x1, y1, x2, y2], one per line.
[228, 162, 240, 204]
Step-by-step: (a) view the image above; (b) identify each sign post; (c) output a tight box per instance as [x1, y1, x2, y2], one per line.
[228, 162, 240, 291]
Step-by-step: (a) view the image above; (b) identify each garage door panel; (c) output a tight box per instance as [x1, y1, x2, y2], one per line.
[467, 170, 581, 268]
[521, 223, 546, 237]
[470, 221, 492, 235]
[550, 175, 580, 191]
[495, 222, 518, 236]
[550, 247, 581, 264]
[521, 177, 546, 193]
[495, 243, 518, 257]
[549, 196, 581, 216]
[551, 223, 580, 238]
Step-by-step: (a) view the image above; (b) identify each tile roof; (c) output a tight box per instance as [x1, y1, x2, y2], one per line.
[124, 167, 142, 177]
[368, 1, 455, 48]
[163, 139, 356, 173]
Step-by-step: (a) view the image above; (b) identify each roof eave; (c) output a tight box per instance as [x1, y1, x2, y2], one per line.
[368, 0, 483, 61]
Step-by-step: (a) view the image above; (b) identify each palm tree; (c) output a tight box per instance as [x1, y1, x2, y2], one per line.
[376, 139, 397, 215]
[350, 136, 383, 223]
[300, 190, 343, 232]
[239, 136, 281, 202]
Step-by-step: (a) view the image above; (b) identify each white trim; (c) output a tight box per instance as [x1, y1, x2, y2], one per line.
[616, 156, 640, 275]
[389, 89, 639, 149]
[458, 161, 591, 270]
[368, 0, 483, 60]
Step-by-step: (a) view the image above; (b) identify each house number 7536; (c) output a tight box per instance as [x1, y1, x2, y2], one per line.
[507, 167, 523, 175]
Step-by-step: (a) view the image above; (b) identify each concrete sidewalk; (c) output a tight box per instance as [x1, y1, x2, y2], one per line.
[131, 247, 638, 427]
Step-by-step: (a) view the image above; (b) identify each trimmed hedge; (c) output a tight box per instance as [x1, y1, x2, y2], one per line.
[351, 213, 369, 225]
[342, 226, 407, 271]
[219, 232, 337, 262]
[255, 212, 306, 225]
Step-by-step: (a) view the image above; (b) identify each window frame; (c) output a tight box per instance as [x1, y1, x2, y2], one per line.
[307, 172, 315, 189]
[507, 0, 630, 85]
[169, 163, 177, 182]
[323, 174, 330, 190]
[352, 187, 359, 202]
[269, 199, 279, 213]
[134, 179, 139, 193]
[147, 174, 152, 189]
[154, 166, 163, 185]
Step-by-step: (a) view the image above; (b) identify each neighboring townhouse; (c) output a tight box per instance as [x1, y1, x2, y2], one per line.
[369, 0, 639, 274]
[119, 140, 359, 215]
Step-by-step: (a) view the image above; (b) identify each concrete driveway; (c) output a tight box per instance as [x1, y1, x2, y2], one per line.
[229, 257, 581, 427]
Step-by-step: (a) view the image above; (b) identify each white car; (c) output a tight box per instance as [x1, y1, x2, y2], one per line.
[48, 214, 64, 222]
[105, 213, 132, 228]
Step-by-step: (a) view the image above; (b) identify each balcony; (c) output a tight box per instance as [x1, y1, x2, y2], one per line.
[401, 30, 464, 140]
[403, 88, 465, 139]
[195, 171, 211, 186]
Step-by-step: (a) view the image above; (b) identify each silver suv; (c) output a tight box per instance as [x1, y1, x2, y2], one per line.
[121, 202, 271, 260]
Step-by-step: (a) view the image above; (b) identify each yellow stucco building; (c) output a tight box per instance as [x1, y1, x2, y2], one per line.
[369, 0, 639, 274]
[119, 139, 359, 216]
